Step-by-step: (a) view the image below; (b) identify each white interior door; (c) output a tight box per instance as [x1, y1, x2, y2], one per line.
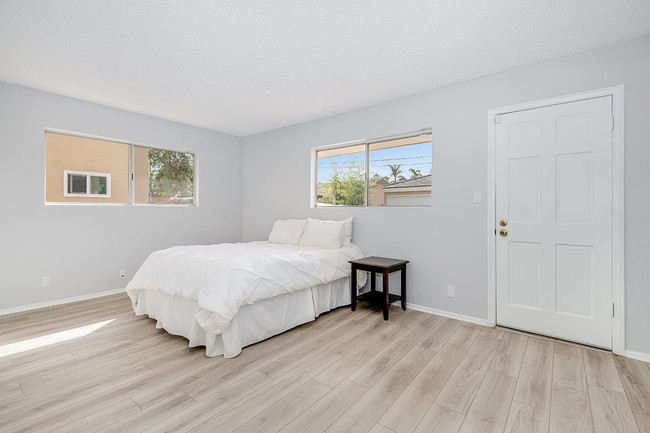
[495, 96, 613, 349]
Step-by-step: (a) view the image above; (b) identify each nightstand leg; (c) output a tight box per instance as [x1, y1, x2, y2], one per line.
[370, 270, 376, 292]
[383, 270, 389, 320]
[350, 266, 357, 311]
[401, 266, 407, 310]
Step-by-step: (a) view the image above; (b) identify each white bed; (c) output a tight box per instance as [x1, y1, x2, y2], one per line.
[126, 218, 364, 358]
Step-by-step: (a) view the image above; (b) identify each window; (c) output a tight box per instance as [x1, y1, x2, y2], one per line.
[316, 144, 366, 206]
[64, 171, 111, 197]
[133, 146, 195, 205]
[45, 130, 196, 206]
[314, 130, 432, 207]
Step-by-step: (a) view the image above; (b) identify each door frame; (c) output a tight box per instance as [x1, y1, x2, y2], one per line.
[486, 85, 625, 355]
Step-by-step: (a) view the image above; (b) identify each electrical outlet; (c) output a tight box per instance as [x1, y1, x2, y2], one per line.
[447, 285, 455, 298]
[42, 276, 51, 287]
[119, 269, 126, 279]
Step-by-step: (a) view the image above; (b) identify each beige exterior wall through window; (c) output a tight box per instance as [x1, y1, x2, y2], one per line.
[45, 132, 129, 204]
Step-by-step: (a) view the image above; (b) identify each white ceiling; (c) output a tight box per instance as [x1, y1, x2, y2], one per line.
[1, 1, 649, 136]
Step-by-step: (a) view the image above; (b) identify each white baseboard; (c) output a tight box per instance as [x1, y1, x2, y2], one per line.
[624, 350, 650, 363]
[406, 302, 488, 327]
[0, 288, 126, 317]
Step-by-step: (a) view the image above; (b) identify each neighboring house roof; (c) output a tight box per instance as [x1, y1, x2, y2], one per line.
[383, 174, 431, 190]
[370, 175, 388, 186]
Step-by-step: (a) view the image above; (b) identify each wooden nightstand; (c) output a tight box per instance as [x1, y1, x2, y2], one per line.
[349, 256, 409, 320]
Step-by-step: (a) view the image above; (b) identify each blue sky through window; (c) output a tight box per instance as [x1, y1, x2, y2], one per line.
[317, 141, 432, 184]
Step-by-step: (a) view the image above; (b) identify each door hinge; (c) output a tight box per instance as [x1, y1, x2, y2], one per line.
[612, 302, 615, 317]
[493, 115, 502, 124]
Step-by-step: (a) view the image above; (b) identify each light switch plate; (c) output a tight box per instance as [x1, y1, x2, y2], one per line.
[473, 191, 481, 203]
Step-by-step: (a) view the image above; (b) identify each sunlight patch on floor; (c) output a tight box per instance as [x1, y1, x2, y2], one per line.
[0, 319, 115, 357]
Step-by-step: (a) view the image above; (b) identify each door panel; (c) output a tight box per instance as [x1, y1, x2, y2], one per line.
[507, 241, 541, 309]
[556, 153, 591, 222]
[508, 157, 540, 221]
[496, 96, 612, 349]
[555, 244, 592, 317]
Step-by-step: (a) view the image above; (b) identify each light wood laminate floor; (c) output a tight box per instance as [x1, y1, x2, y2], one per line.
[1, 294, 649, 433]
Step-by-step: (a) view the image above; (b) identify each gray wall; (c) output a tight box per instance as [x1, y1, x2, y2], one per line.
[240, 36, 650, 354]
[0, 82, 242, 310]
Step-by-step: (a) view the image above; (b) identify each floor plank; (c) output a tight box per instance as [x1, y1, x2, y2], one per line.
[503, 401, 549, 433]
[434, 335, 500, 414]
[279, 379, 367, 433]
[554, 341, 584, 360]
[8, 343, 74, 367]
[490, 332, 528, 378]
[549, 354, 593, 433]
[1, 364, 156, 431]
[480, 326, 505, 340]
[97, 391, 196, 433]
[233, 379, 331, 433]
[513, 337, 554, 411]
[312, 321, 405, 388]
[583, 348, 625, 393]
[413, 403, 465, 433]
[447, 323, 482, 348]
[417, 317, 461, 352]
[459, 370, 517, 433]
[379, 343, 467, 433]
[189, 350, 341, 432]
[0, 382, 22, 400]
[143, 371, 274, 433]
[588, 385, 640, 433]
[327, 346, 436, 433]
[614, 355, 650, 417]
[18, 338, 182, 395]
[635, 413, 650, 433]
[258, 316, 376, 379]
[347, 323, 432, 387]
[51, 397, 142, 433]
[369, 424, 397, 433]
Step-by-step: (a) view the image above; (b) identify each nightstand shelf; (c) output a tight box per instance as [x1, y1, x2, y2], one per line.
[357, 291, 402, 305]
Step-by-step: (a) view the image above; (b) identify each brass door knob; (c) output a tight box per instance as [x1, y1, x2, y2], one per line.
[499, 229, 508, 237]
[499, 219, 508, 227]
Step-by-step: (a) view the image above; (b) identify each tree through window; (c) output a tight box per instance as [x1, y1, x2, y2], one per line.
[134, 147, 194, 205]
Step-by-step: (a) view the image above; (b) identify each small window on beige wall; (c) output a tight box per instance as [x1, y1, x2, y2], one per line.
[45, 132, 128, 204]
[63, 170, 111, 197]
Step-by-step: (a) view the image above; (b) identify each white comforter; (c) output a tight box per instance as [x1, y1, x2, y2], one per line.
[126, 241, 363, 335]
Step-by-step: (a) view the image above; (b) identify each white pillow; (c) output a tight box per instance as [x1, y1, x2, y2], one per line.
[304, 217, 353, 244]
[342, 216, 353, 245]
[299, 218, 346, 249]
[268, 219, 307, 245]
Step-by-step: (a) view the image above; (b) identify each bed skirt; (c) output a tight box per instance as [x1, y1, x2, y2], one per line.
[129, 277, 351, 358]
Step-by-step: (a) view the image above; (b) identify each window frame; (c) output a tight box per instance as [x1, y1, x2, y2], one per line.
[311, 128, 432, 208]
[44, 128, 198, 207]
[63, 170, 112, 198]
